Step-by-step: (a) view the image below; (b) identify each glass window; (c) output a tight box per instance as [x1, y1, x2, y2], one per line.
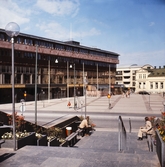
[161, 82, 163, 89]
[143, 74, 146, 79]
[155, 82, 158, 89]
[15, 74, 21, 84]
[143, 82, 145, 89]
[150, 82, 153, 89]
[5, 74, 11, 84]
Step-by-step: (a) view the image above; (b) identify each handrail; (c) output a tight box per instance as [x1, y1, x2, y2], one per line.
[129, 118, 132, 133]
[118, 116, 127, 152]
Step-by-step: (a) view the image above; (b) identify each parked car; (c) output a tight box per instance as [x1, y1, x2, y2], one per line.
[138, 91, 150, 95]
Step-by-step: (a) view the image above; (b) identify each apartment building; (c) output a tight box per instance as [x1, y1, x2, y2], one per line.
[115, 64, 143, 91]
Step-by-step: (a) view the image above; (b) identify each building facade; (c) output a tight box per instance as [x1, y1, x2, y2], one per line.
[115, 64, 142, 91]
[135, 66, 165, 94]
[0, 28, 120, 104]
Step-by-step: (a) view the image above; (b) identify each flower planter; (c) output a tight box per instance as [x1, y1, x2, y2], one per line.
[37, 135, 47, 146]
[2, 132, 36, 150]
[48, 137, 60, 147]
[155, 130, 165, 167]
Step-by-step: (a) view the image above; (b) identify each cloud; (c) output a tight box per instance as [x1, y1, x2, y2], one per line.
[36, 22, 100, 40]
[119, 50, 165, 66]
[73, 28, 101, 38]
[0, 0, 30, 28]
[149, 22, 155, 26]
[36, 0, 80, 16]
[36, 22, 67, 40]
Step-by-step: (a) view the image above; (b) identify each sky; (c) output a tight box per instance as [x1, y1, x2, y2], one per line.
[0, 0, 165, 67]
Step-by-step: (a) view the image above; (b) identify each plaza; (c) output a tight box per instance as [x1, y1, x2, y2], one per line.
[0, 93, 164, 166]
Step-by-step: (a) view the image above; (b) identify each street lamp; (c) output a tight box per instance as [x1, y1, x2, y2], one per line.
[84, 76, 88, 117]
[96, 64, 99, 97]
[5, 22, 20, 151]
[35, 45, 38, 125]
[48, 58, 58, 102]
[73, 63, 76, 110]
[109, 64, 111, 109]
[67, 62, 72, 103]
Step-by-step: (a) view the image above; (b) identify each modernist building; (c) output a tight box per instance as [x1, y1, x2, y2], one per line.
[0, 28, 120, 104]
[135, 65, 165, 94]
[115, 64, 142, 91]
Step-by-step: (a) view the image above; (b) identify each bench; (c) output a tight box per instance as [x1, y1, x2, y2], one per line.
[76, 129, 84, 137]
[65, 132, 78, 147]
[0, 139, 5, 148]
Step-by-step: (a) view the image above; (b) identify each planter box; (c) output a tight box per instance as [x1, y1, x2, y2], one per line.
[37, 135, 47, 146]
[2, 132, 36, 150]
[48, 137, 60, 147]
[155, 130, 165, 167]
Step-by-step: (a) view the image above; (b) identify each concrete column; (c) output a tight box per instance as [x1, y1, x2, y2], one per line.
[21, 74, 23, 84]
[30, 74, 32, 84]
[38, 75, 41, 84]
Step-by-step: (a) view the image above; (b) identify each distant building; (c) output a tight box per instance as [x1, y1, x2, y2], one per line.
[115, 64, 145, 91]
[136, 65, 165, 94]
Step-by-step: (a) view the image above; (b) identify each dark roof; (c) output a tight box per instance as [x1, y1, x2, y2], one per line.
[148, 68, 165, 77]
[0, 28, 120, 57]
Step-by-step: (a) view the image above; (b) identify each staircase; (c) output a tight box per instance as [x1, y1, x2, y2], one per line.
[74, 131, 160, 167]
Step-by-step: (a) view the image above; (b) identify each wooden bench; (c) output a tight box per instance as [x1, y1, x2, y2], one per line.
[65, 132, 78, 147]
[76, 129, 84, 137]
[0, 139, 5, 148]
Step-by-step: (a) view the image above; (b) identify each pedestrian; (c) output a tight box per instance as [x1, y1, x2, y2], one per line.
[78, 116, 90, 136]
[137, 117, 153, 140]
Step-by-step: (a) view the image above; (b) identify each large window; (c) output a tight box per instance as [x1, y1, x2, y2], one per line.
[5, 74, 11, 84]
[150, 82, 153, 89]
[161, 82, 164, 89]
[143, 74, 146, 79]
[155, 82, 158, 89]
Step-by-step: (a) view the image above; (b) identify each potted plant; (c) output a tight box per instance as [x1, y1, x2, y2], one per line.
[45, 127, 64, 146]
[1, 112, 36, 149]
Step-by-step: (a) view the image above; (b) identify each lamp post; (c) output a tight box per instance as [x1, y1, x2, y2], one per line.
[67, 62, 72, 103]
[35, 45, 38, 125]
[48, 58, 58, 102]
[74, 63, 76, 110]
[48, 57, 50, 102]
[67, 61, 69, 102]
[84, 76, 88, 118]
[97, 64, 98, 97]
[5, 22, 20, 151]
[109, 64, 111, 109]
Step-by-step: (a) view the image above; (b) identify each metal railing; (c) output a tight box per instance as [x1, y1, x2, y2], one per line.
[118, 116, 127, 152]
[129, 118, 132, 133]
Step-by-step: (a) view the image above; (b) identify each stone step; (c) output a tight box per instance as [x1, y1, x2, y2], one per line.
[76, 131, 154, 153]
